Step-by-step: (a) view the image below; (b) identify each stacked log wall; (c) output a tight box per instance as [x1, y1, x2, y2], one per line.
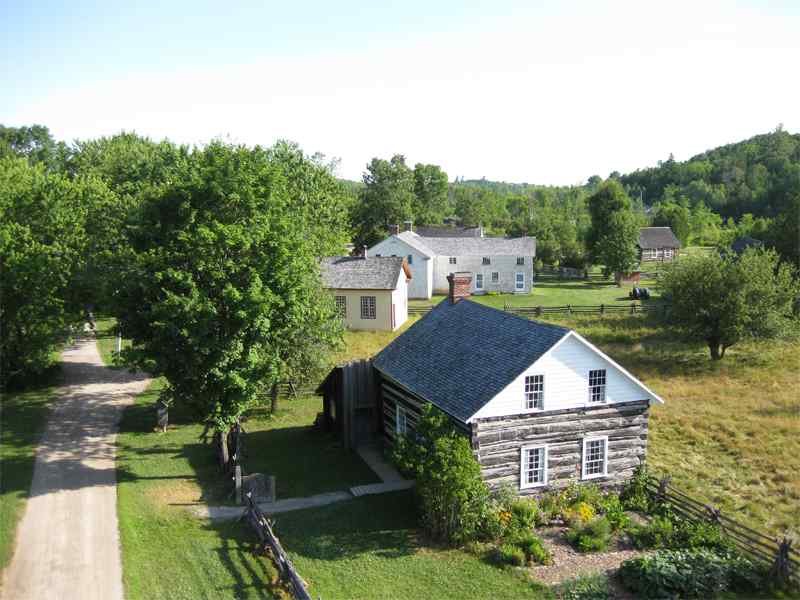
[472, 400, 649, 494]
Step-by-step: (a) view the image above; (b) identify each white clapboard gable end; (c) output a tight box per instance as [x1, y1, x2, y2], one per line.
[468, 330, 663, 422]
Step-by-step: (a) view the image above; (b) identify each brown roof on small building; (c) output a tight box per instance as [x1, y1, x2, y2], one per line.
[639, 227, 681, 249]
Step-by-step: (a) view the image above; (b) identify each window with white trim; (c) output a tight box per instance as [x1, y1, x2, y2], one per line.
[491, 272, 499, 283]
[407, 254, 413, 264]
[334, 296, 346, 318]
[520, 445, 547, 488]
[396, 405, 408, 435]
[475, 273, 484, 290]
[582, 437, 607, 479]
[516, 256, 525, 265]
[360, 296, 376, 319]
[588, 369, 606, 403]
[482, 257, 491, 265]
[449, 257, 457, 264]
[524, 374, 544, 410]
[515, 272, 525, 290]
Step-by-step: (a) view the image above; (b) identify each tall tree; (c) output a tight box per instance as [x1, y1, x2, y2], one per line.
[652, 202, 691, 245]
[0, 124, 69, 171]
[658, 248, 798, 360]
[586, 180, 639, 276]
[412, 163, 449, 225]
[352, 155, 414, 246]
[111, 142, 344, 432]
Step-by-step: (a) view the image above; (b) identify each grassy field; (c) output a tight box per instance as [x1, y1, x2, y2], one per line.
[0, 364, 60, 578]
[95, 317, 132, 367]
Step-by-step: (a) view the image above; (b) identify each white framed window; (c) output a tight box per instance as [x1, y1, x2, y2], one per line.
[360, 296, 376, 319]
[407, 254, 413, 265]
[524, 374, 544, 410]
[643, 248, 656, 260]
[482, 257, 491, 265]
[515, 272, 525, 291]
[475, 273, 484, 290]
[520, 445, 547, 488]
[449, 257, 457, 265]
[516, 256, 525, 265]
[334, 296, 346, 318]
[588, 369, 606, 403]
[664, 249, 674, 259]
[582, 436, 608, 479]
[396, 405, 408, 435]
[491, 272, 499, 283]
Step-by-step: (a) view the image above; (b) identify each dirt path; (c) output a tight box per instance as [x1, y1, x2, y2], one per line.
[1, 336, 151, 600]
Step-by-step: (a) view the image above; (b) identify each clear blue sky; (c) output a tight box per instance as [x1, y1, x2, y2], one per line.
[3, 0, 799, 183]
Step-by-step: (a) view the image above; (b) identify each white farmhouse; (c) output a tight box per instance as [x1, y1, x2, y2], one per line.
[369, 223, 536, 299]
[320, 256, 411, 331]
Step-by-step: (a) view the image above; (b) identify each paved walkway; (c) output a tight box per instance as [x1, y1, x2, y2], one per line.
[1, 336, 151, 600]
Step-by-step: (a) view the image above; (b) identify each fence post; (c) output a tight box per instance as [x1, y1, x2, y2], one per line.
[600, 303, 605, 315]
[235, 465, 242, 505]
[630, 303, 636, 314]
[567, 304, 572, 314]
[536, 306, 542, 317]
[771, 537, 793, 585]
[705, 505, 722, 526]
[657, 475, 671, 504]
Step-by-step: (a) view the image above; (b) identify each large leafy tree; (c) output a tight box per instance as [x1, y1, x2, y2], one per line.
[0, 124, 69, 170]
[112, 142, 344, 432]
[658, 248, 799, 360]
[652, 201, 691, 245]
[586, 180, 639, 276]
[0, 157, 113, 387]
[412, 163, 449, 225]
[352, 155, 415, 246]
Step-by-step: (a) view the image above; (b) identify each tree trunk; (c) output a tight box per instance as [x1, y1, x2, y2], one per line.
[708, 339, 723, 360]
[270, 383, 278, 413]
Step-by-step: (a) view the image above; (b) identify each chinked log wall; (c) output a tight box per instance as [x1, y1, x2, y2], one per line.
[472, 400, 649, 494]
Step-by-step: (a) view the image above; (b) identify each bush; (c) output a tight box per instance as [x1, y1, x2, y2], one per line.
[627, 513, 731, 552]
[562, 481, 603, 508]
[509, 498, 538, 533]
[596, 494, 630, 532]
[627, 514, 674, 549]
[619, 549, 762, 598]
[514, 532, 553, 566]
[566, 516, 612, 553]
[494, 542, 526, 567]
[537, 492, 562, 525]
[562, 501, 596, 527]
[620, 465, 652, 513]
[556, 574, 611, 600]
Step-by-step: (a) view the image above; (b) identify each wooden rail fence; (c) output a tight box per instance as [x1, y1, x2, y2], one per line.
[242, 492, 313, 600]
[645, 474, 799, 587]
[411, 302, 665, 318]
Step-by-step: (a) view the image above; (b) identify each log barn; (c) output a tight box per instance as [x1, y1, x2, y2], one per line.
[372, 272, 663, 494]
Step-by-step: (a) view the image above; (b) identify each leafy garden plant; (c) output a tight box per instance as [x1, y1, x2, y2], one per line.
[565, 516, 612, 553]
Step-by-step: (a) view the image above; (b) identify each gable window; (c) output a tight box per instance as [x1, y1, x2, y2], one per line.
[520, 445, 547, 488]
[449, 257, 457, 264]
[407, 254, 413, 265]
[360, 296, 376, 319]
[482, 257, 491, 265]
[588, 369, 606, 403]
[475, 273, 484, 290]
[334, 296, 346, 318]
[516, 257, 525, 265]
[491, 272, 499, 283]
[582, 437, 607, 479]
[524, 374, 544, 410]
[515, 272, 525, 291]
[396, 405, 408, 435]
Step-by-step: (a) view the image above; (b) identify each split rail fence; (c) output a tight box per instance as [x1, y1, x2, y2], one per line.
[646, 474, 799, 587]
[242, 493, 313, 600]
[410, 302, 664, 318]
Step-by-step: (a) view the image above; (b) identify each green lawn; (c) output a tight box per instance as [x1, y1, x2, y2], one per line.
[0, 365, 60, 578]
[274, 491, 549, 599]
[95, 317, 131, 368]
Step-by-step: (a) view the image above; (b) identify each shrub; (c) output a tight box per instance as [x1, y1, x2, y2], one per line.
[562, 481, 603, 508]
[514, 532, 553, 566]
[627, 513, 731, 552]
[566, 516, 612, 553]
[620, 465, 652, 513]
[556, 574, 611, 600]
[596, 493, 630, 532]
[537, 492, 562, 525]
[618, 549, 762, 598]
[495, 543, 526, 567]
[627, 514, 674, 549]
[509, 498, 539, 533]
[562, 501, 596, 527]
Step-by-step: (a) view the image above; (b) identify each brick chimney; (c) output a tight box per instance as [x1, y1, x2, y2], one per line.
[403, 220, 413, 233]
[389, 224, 400, 236]
[447, 272, 472, 304]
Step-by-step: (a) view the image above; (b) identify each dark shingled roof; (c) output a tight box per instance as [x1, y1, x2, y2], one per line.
[407, 225, 484, 238]
[639, 227, 681, 249]
[320, 256, 404, 290]
[730, 236, 763, 255]
[373, 300, 569, 423]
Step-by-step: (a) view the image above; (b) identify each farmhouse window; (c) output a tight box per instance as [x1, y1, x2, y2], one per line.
[515, 272, 525, 291]
[475, 273, 484, 290]
[524, 374, 544, 410]
[520, 445, 547, 488]
[582, 437, 607, 479]
[360, 296, 376, 319]
[396, 405, 408, 435]
[334, 296, 346, 318]
[588, 369, 606, 403]
[482, 257, 491, 265]
[516, 257, 525, 265]
[407, 254, 413, 265]
[491, 272, 499, 283]
[449, 257, 457, 265]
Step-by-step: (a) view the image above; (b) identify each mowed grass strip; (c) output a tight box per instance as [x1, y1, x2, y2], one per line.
[275, 490, 549, 600]
[0, 364, 60, 576]
[94, 317, 131, 368]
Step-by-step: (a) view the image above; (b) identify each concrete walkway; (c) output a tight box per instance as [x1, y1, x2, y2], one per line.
[1, 336, 151, 600]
